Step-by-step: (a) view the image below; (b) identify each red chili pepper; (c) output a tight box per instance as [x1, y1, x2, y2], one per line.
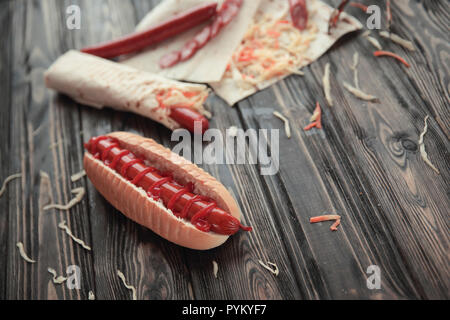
[303, 102, 322, 131]
[328, 0, 349, 34]
[81, 2, 218, 59]
[374, 50, 410, 68]
[310, 215, 341, 231]
[349, 2, 368, 12]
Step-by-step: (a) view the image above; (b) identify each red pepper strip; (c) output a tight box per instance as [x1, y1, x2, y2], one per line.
[349, 2, 368, 12]
[303, 102, 322, 131]
[310, 215, 341, 231]
[374, 50, 410, 68]
[328, 0, 349, 34]
[289, 0, 308, 31]
[81, 2, 218, 59]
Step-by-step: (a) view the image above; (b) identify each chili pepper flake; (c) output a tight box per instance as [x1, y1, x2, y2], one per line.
[374, 50, 410, 68]
[310, 215, 342, 231]
[304, 102, 322, 131]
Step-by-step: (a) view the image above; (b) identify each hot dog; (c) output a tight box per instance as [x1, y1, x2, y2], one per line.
[84, 132, 252, 250]
[45, 51, 210, 133]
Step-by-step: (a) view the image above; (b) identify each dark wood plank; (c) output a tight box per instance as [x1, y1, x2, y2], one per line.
[179, 97, 304, 299]
[390, 0, 450, 137]
[0, 0, 13, 301]
[6, 0, 96, 300]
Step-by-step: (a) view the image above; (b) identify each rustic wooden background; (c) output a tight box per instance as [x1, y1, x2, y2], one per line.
[1, 0, 448, 300]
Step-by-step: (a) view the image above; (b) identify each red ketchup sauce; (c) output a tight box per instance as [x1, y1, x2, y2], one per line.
[85, 136, 252, 235]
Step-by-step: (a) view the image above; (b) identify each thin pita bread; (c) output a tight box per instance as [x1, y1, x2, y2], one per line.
[45, 51, 209, 131]
[121, 0, 262, 83]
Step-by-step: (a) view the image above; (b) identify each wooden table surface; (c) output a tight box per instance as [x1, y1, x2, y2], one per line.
[1, 0, 448, 300]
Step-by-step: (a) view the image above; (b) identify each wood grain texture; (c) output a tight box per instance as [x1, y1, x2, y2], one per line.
[1, 0, 449, 300]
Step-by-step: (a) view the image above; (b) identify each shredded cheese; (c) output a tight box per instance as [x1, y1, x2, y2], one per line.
[88, 291, 95, 300]
[380, 31, 415, 51]
[58, 220, 92, 251]
[273, 111, 291, 138]
[350, 52, 360, 89]
[117, 270, 137, 300]
[48, 267, 67, 284]
[16, 242, 36, 263]
[44, 187, 85, 211]
[212, 261, 219, 278]
[310, 215, 342, 231]
[71, 170, 86, 182]
[0, 173, 22, 198]
[323, 63, 333, 107]
[363, 32, 383, 50]
[258, 260, 279, 276]
[418, 116, 440, 174]
[155, 87, 209, 118]
[223, 15, 317, 88]
[343, 82, 377, 101]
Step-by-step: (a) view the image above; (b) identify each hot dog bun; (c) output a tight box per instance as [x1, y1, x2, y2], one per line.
[83, 132, 241, 250]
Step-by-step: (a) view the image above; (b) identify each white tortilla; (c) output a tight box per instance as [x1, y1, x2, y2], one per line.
[121, 0, 262, 83]
[45, 51, 209, 131]
[210, 0, 363, 106]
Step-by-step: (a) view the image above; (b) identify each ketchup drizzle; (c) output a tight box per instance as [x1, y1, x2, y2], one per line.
[147, 177, 172, 196]
[131, 167, 156, 185]
[191, 203, 216, 232]
[167, 188, 189, 211]
[109, 150, 130, 169]
[101, 143, 119, 162]
[120, 159, 143, 178]
[178, 195, 201, 219]
[90, 136, 109, 155]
